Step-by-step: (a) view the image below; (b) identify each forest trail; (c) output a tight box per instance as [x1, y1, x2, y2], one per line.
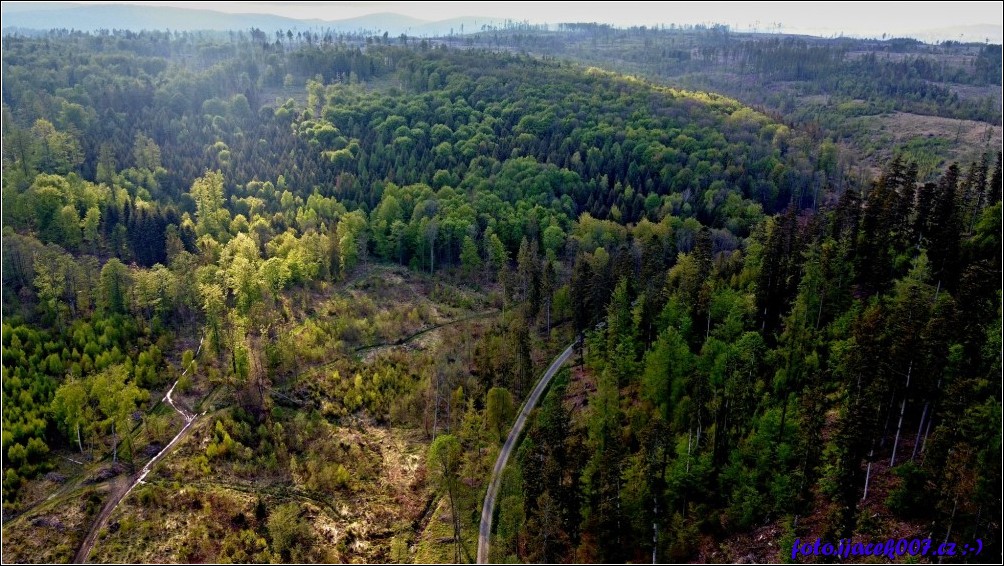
[477, 340, 577, 564]
[73, 336, 204, 564]
[354, 309, 497, 361]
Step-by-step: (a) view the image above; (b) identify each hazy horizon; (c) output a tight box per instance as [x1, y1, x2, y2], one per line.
[3, 1, 1002, 42]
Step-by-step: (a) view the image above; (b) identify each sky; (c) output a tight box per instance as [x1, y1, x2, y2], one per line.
[14, 1, 1004, 41]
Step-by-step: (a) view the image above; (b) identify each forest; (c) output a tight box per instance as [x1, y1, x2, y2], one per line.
[457, 24, 1002, 179]
[1, 24, 1001, 564]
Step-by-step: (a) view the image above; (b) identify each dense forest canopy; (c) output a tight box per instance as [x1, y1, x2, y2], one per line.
[462, 25, 1002, 120]
[1, 26, 1001, 564]
[455, 25, 1002, 179]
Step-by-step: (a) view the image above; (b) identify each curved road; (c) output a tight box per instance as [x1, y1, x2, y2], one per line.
[477, 340, 577, 564]
[74, 337, 204, 564]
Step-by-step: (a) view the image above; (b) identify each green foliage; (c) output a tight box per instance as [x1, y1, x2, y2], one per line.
[99, 259, 130, 315]
[205, 419, 250, 462]
[886, 461, 930, 518]
[485, 387, 515, 442]
[190, 170, 228, 238]
[51, 378, 88, 452]
[460, 235, 481, 274]
[560, 145, 999, 558]
[267, 502, 313, 562]
[219, 528, 272, 563]
[1, 27, 1000, 562]
[427, 434, 462, 491]
[426, 433, 467, 562]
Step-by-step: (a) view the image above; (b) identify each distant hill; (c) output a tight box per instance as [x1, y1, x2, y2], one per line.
[1, 2, 79, 13]
[3, 2, 997, 44]
[0, 3, 509, 36]
[2, 3, 310, 33]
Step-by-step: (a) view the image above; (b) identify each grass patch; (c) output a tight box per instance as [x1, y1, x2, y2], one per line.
[0, 484, 108, 564]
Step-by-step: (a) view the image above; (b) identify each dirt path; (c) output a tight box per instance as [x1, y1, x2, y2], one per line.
[74, 336, 204, 564]
[354, 309, 497, 360]
[71, 475, 130, 563]
[476, 340, 576, 564]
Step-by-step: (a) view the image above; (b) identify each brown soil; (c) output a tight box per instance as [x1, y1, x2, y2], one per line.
[709, 418, 933, 564]
[864, 111, 1001, 152]
[72, 475, 131, 563]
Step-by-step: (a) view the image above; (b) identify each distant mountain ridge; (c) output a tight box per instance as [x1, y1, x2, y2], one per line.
[2, 2, 999, 43]
[0, 3, 510, 36]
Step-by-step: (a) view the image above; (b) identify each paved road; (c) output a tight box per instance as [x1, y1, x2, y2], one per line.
[477, 340, 577, 564]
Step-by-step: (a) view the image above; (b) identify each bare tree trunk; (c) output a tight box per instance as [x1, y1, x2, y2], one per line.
[448, 482, 462, 563]
[686, 428, 692, 473]
[921, 413, 934, 456]
[919, 377, 942, 459]
[862, 441, 875, 501]
[696, 421, 702, 452]
[890, 360, 912, 466]
[652, 494, 659, 564]
[816, 292, 825, 329]
[938, 497, 959, 564]
[432, 371, 441, 438]
[911, 400, 929, 461]
[77, 423, 84, 454]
